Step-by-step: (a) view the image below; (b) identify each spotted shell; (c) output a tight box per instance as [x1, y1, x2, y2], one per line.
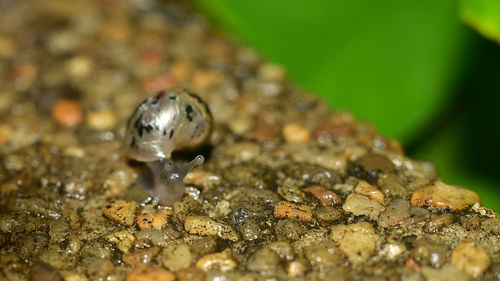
[126, 88, 212, 162]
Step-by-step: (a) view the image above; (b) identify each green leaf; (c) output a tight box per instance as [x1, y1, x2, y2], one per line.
[461, 0, 500, 44]
[192, 0, 469, 142]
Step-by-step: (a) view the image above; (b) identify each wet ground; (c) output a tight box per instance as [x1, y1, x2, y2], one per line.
[0, 0, 499, 280]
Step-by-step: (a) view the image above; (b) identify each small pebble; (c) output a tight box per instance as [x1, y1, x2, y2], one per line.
[421, 264, 469, 281]
[105, 230, 136, 253]
[304, 242, 345, 268]
[413, 239, 447, 268]
[353, 153, 396, 174]
[191, 70, 221, 92]
[247, 248, 280, 274]
[408, 205, 431, 224]
[282, 162, 341, 188]
[66, 56, 93, 79]
[273, 201, 313, 223]
[220, 141, 261, 162]
[0, 123, 12, 146]
[31, 262, 63, 281]
[162, 243, 193, 272]
[140, 74, 175, 93]
[343, 146, 367, 162]
[177, 267, 205, 281]
[0, 36, 14, 58]
[38, 248, 72, 270]
[239, 219, 261, 241]
[267, 241, 294, 261]
[282, 123, 311, 143]
[303, 185, 342, 206]
[136, 210, 169, 230]
[138, 47, 165, 66]
[126, 267, 175, 281]
[0, 234, 6, 249]
[405, 257, 421, 272]
[103, 200, 137, 227]
[51, 99, 84, 128]
[482, 217, 500, 234]
[184, 170, 221, 187]
[103, 166, 137, 198]
[382, 243, 406, 260]
[0, 92, 13, 113]
[313, 120, 353, 140]
[227, 115, 253, 135]
[258, 63, 285, 81]
[488, 263, 500, 280]
[59, 272, 87, 281]
[377, 173, 408, 198]
[196, 251, 237, 272]
[314, 206, 343, 225]
[278, 181, 306, 203]
[254, 120, 281, 143]
[62, 146, 86, 158]
[184, 216, 239, 241]
[450, 240, 491, 278]
[471, 202, 496, 217]
[222, 162, 276, 190]
[354, 180, 386, 205]
[168, 60, 193, 82]
[410, 181, 480, 211]
[330, 222, 379, 266]
[285, 258, 308, 277]
[342, 193, 385, 220]
[135, 229, 180, 247]
[86, 109, 117, 131]
[377, 199, 410, 228]
[350, 153, 395, 183]
[14, 62, 38, 87]
[275, 219, 307, 241]
[403, 159, 438, 179]
[48, 31, 79, 53]
[0, 181, 18, 196]
[122, 247, 160, 267]
[423, 213, 454, 233]
[87, 258, 115, 279]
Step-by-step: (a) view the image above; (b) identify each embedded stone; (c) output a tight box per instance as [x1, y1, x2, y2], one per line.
[354, 180, 385, 205]
[196, 251, 237, 272]
[184, 216, 239, 242]
[450, 240, 491, 278]
[330, 222, 379, 266]
[103, 200, 137, 227]
[342, 194, 385, 220]
[273, 201, 313, 223]
[303, 185, 342, 206]
[282, 123, 311, 143]
[136, 210, 169, 230]
[410, 181, 480, 211]
[126, 267, 175, 281]
[105, 230, 135, 253]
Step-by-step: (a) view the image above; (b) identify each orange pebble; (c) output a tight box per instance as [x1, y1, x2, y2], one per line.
[140, 74, 175, 93]
[51, 99, 84, 128]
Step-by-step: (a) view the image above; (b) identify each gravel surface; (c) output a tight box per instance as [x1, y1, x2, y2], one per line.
[0, 1, 499, 280]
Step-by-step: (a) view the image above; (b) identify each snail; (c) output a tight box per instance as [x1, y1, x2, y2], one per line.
[126, 88, 212, 206]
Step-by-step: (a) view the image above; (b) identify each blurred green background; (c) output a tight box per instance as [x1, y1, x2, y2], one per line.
[191, 0, 500, 211]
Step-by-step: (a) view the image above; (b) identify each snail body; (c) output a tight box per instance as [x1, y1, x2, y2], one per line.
[126, 88, 212, 205]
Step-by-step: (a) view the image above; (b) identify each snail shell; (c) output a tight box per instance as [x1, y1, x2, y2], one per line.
[126, 88, 212, 162]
